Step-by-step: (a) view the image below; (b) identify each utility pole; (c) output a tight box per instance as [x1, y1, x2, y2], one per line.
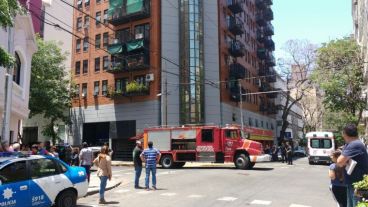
[1, 26, 14, 145]
[165, 77, 168, 126]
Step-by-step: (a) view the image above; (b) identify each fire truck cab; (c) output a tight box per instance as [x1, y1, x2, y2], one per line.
[143, 125, 271, 170]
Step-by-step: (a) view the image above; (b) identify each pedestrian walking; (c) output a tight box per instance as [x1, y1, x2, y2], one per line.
[286, 142, 293, 165]
[337, 124, 368, 207]
[133, 141, 143, 189]
[280, 143, 287, 163]
[79, 142, 93, 182]
[140, 141, 161, 190]
[93, 146, 112, 204]
[329, 150, 347, 207]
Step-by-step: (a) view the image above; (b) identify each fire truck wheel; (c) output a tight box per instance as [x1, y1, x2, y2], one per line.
[248, 162, 256, 169]
[234, 154, 250, 170]
[161, 155, 174, 169]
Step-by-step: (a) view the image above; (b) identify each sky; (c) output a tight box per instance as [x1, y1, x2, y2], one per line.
[272, 0, 353, 60]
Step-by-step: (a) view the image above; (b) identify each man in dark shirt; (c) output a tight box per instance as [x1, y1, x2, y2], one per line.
[133, 141, 143, 189]
[337, 124, 368, 207]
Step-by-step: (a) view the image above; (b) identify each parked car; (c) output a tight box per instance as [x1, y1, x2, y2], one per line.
[0, 152, 88, 207]
[293, 149, 307, 157]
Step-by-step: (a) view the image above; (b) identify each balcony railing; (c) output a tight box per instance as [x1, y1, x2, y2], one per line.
[267, 90, 277, 99]
[258, 67, 269, 76]
[256, 0, 266, 9]
[263, 8, 273, 21]
[264, 38, 275, 51]
[266, 54, 276, 67]
[257, 48, 267, 60]
[257, 29, 265, 43]
[126, 52, 150, 71]
[264, 22, 274, 36]
[256, 12, 266, 26]
[227, 0, 244, 14]
[107, 58, 125, 74]
[229, 63, 246, 79]
[259, 82, 270, 92]
[228, 16, 245, 36]
[228, 40, 246, 57]
[267, 69, 277, 83]
[108, 0, 150, 26]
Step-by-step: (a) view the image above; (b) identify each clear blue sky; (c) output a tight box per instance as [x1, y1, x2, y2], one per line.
[272, 0, 353, 60]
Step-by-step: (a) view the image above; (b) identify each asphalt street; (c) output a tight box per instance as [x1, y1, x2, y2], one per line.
[77, 158, 335, 207]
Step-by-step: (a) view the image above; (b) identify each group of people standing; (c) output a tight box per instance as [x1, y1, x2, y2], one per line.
[265, 142, 294, 165]
[328, 124, 368, 207]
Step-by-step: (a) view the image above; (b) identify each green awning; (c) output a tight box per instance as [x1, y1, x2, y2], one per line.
[126, 39, 144, 52]
[108, 44, 123, 54]
[108, 0, 123, 17]
[126, 0, 143, 14]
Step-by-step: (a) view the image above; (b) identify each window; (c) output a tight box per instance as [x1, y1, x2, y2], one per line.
[77, 0, 82, 9]
[95, 34, 101, 49]
[115, 78, 128, 92]
[83, 37, 89, 51]
[249, 118, 253, 126]
[83, 60, 88, 74]
[94, 57, 100, 72]
[225, 130, 238, 139]
[96, 0, 101, 4]
[310, 139, 332, 149]
[103, 56, 109, 70]
[255, 119, 259, 127]
[76, 39, 81, 52]
[0, 161, 27, 184]
[77, 17, 82, 31]
[75, 84, 80, 97]
[75, 61, 81, 75]
[30, 159, 59, 179]
[102, 80, 108, 96]
[84, 16, 90, 28]
[134, 24, 150, 40]
[261, 121, 264, 128]
[85, 0, 90, 7]
[94, 81, 99, 96]
[96, 11, 101, 25]
[103, 32, 108, 47]
[201, 129, 213, 142]
[82, 83, 87, 97]
[116, 28, 131, 43]
[13, 53, 21, 85]
[103, 10, 108, 24]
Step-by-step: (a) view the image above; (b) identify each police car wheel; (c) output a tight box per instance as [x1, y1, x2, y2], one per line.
[235, 154, 250, 170]
[56, 190, 77, 207]
[161, 155, 174, 169]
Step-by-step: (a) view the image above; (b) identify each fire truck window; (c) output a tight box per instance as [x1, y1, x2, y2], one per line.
[202, 129, 213, 142]
[225, 130, 238, 139]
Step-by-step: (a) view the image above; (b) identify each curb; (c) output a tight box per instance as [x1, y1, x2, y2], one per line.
[86, 181, 123, 196]
[111, 163, 134, 167]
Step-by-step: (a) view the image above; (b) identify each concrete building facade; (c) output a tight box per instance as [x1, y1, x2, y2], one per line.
[70, 0, 277, 160]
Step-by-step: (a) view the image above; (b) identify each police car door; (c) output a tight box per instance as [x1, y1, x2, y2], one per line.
[0, 160, 31, 207]
[28, 158, 70, 207]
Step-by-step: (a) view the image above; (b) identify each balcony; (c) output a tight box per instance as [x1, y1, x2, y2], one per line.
[125, 52, 150, 71]
[263, 8, 273, 21]
[257, 48, 267, 59]
[267, 69, 277, 82]
[228, 16, 245, 36]
[266, 54, 276, 67]
[108, 0, 150, 26]
[264, 38, 275, 51]
[265, 0, 273, 6]
[228, 40, 246, 57]
[230, 83, 245, 102]
[227, 0, 244, 14]
[259, 102, 267, 112]
[259, 82, 270, 92]
[256, 13, 266, 26]
[255, 0, 266, 9]
[125, 38, 147, 54]
[107, 58, 125, 74]
[267, 88, 277, 99]
[229, 63, 246, 79]
[257, 30, 265, 43]
[263, 22, 274, 36]
[258, 67, 269, 76]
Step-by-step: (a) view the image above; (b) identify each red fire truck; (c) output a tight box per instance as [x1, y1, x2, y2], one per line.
[142, 124, 271, 170]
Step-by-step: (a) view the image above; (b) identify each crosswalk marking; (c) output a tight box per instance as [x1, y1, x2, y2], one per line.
[217, 197, 238, 202]
[124, 172, 134, 175]
[289, 204, 312, 207]
[160, 193, 177, 196]
[115, 189, 131, 193]
[188, 194, 204, 198]
[137, 191, 153, 194]
[250, 200, 272, 205]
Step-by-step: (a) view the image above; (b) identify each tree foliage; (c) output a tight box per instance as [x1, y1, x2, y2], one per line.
[29, 36, 71, 144]
[312, 37, 365, 125]
[0, 0, 23, 68]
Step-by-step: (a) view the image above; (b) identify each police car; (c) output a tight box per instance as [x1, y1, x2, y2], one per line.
[0, 152, 88, 207]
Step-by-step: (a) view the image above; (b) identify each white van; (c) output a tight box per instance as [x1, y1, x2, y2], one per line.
[306, 132, 335, 164]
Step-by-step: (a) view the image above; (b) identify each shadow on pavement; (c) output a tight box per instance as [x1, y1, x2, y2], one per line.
[252, 167, 274, 171]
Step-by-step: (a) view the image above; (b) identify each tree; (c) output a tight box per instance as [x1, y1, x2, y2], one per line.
[300, 85, 324, 132]
[29, 36, 71, 144]
[277, 39, 317, 143]
[0, 0, 23, 68]
[312, 37, 365, 126]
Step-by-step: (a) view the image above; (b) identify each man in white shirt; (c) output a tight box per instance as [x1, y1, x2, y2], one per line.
[79, 142, 93, 182]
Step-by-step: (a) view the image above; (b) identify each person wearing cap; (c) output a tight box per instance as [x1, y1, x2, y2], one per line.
[79, 142, 93, 182]
[133, 140, 143, 189]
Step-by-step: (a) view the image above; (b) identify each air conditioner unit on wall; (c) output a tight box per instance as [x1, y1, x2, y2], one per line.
[146, 74, 154, 82]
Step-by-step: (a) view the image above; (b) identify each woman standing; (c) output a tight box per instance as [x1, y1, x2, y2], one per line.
[93, 146, 112, 204]
[329, 150, 347, 207]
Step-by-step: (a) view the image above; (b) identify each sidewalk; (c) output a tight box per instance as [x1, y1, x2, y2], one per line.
[86, 171, 126, 196]
[110, 160, 235, 168]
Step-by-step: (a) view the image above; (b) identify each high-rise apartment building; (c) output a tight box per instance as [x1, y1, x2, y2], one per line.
[70, 0, 277, 159]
